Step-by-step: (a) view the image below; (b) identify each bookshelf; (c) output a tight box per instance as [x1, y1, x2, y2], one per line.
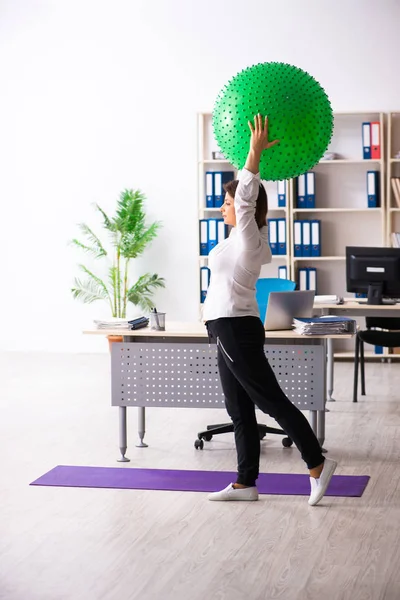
[290, 112, 385, 356]
[197, 111, 395, 358]
[386, 112, 400, 245]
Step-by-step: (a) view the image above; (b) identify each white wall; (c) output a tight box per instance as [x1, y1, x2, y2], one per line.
[1, 0, 399, 353]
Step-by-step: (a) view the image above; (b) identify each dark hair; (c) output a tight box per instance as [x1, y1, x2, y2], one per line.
[223, 179, 268, 229]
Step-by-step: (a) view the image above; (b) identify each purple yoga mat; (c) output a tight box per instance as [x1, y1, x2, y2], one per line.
[30, 466, 370, 497]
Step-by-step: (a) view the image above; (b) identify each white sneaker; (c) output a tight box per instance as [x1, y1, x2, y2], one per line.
[308, 458, 337, 506]
[208, 483, 259, 501]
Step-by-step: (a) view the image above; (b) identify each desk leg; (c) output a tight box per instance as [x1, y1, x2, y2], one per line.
[327, 338, 335, 402]
[117, 406, 130, 462]
[136, 406, 148, 448]
[309, 411, 317, 436]
[317, 410, 326, 451]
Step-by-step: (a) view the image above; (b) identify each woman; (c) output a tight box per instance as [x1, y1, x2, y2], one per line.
[203, 114, 336, 506]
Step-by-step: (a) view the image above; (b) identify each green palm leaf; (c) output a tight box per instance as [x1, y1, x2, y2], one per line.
[71, 277, 109, 304]
[94, 204, 115, 232]
[70, 223, 107, 258]
[126, 273, 165, 311]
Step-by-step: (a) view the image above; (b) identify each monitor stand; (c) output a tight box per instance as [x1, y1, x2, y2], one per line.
[367, 283, 383, 305]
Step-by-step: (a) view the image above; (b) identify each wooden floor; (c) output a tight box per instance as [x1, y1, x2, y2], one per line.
[0, 352, 399, 600]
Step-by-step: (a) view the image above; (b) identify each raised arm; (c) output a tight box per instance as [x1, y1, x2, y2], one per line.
[234, 115, 279, 249]
[245, 114, 279, 174]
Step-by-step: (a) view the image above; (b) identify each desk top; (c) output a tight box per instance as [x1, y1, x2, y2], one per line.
[83, 321, 353, 340]
[314, 299, 400, 313]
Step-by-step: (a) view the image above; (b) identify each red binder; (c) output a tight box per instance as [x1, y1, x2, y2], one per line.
[370, 122, 381, 159]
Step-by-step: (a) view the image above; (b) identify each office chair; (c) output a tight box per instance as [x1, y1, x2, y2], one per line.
[195, 278, 296, 450]
[353, 316, 400, 402]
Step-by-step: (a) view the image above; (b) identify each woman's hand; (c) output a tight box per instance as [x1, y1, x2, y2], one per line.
[244, 114, 279, 174]
[248, 114, 280, 154]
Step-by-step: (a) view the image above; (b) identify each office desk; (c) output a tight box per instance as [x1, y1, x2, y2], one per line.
[85, 322, 352, 462]
[314, 299, 400, 401]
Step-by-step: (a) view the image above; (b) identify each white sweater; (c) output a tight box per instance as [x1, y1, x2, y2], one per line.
[202, 168, 272, 322]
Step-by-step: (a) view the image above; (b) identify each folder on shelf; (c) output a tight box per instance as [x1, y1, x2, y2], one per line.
[199, 219, 208, 255]
[298, 268, 308, 291]
[200, 266, 210, 303]
[207, 219, 218, 253]
[278, 265, 288, 279]
[217, 218, 228, 244]
[367, 171, 379, 207]
[308, 267, 317, 291]
[277, 218, 286, 255]
[391, 178, 400, 208]
[362, 122, 371, 159]
[301, 220, 311, 257]
[370, 122, 381, 160]
[296, 174, 306, 208]
[277, 180, 286, 207]
[268, 218, 278, 254]
[213, 171, 234, 207]
[311, 220, 321, 257]
[294, 220, 302, 257]
[306, 172, 315, 208]
[205, 172, 214, 208]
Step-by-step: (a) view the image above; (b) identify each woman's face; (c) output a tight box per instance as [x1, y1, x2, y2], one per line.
[220, 193, 236, 227]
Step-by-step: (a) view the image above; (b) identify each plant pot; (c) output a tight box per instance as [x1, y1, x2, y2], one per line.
[107, 334, 123, 352]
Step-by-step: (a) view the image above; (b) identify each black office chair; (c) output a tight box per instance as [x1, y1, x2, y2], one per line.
[353, 316, 400, 402]
[195, 420, 293, 450]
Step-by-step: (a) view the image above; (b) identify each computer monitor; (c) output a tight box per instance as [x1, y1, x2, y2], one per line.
[346, 246, 400, 304]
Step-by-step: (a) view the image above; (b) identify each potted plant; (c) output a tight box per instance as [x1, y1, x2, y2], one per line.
[71, 188, 165, 348]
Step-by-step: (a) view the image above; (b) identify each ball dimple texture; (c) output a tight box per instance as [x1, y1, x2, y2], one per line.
[212, 62, 333, 181]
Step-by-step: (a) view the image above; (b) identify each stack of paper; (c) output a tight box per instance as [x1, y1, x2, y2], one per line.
[94, 318, 130, 330]
[293, 315, 357, 335]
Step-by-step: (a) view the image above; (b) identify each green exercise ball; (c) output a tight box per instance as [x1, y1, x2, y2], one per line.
[212, 62, 333, 181]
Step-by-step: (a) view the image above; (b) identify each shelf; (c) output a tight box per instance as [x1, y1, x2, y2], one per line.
[390, 159, 400, 163]
[317, 159, 382, 165]
[389, 208, 400, 212]
[200, 159, 231, 164]
[293, 256, 346, 261]
[293, 208, 382, 213]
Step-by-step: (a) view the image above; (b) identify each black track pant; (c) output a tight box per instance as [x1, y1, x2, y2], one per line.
[206, 316, 324, 487]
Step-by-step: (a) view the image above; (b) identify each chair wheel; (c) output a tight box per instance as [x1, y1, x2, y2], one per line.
[194, 439, 204, 450]
[282, 437, 293, 447]
[204, 433, 213, 442]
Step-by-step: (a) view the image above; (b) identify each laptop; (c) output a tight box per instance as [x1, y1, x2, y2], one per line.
[264, 290, 315, 331]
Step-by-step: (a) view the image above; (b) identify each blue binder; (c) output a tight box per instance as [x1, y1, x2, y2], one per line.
[213, 171, 234, 208]
[298, 267, 308, 290]
[293, 220, 302, 257]
[200, 267, 210, 303]
[306, 172, 315, 208]
[277, 218, 286, 255]
[268, 219, 278, 255]
[207, 219, 218, 253]
[311, 220, 321, 257]
[362, 122, 371, 160]
[205, 172, 214, 208]
[199, 219, 208, 256]
[277, 180, 286, 207]
[297, 174, 307, 208]
[278, 265, 288, 279]
[301, 221, 311, 257]
[308, 267, 317, 292]
[367, 171, 379, 207]
[216, 218, 228, 244]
